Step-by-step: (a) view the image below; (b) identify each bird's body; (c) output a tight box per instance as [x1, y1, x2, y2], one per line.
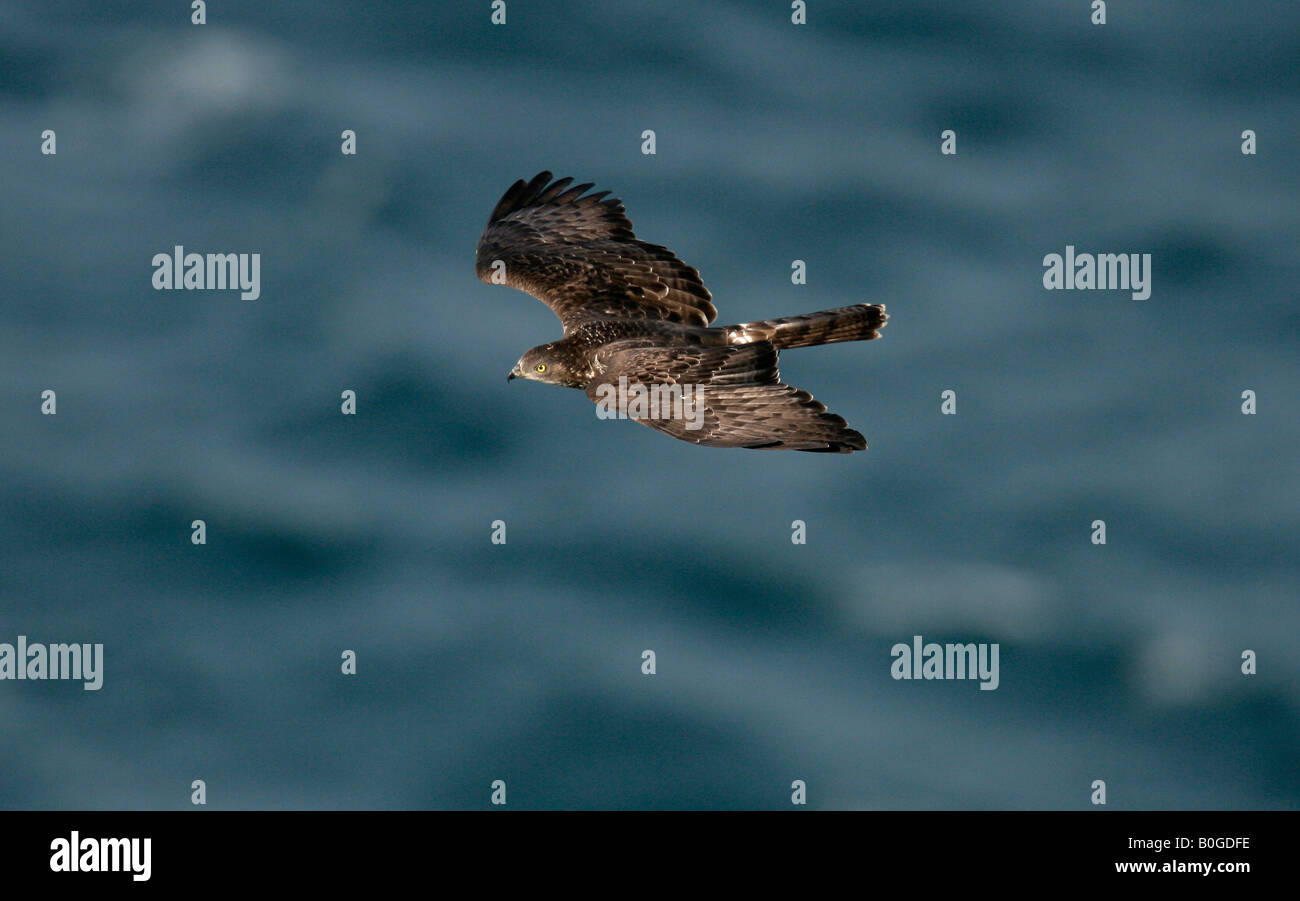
[479, 172, 888, 452]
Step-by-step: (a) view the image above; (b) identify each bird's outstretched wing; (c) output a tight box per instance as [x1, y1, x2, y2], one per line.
[476, 171, 717, 330]
[584, 341, 866, 453]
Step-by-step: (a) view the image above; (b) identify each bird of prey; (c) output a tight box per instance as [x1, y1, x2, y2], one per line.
[478, 171, 888, 452]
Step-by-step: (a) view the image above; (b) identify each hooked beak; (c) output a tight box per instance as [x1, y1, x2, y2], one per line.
[507, 364, 522, 382]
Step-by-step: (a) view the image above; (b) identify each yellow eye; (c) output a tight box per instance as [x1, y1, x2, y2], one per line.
[535, 364, 547, 373]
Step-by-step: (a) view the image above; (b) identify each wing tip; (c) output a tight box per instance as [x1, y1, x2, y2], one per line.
[795, 434, 867, 453]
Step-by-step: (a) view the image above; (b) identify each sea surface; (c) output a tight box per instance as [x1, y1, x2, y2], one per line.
[1, 0, 1297, 808]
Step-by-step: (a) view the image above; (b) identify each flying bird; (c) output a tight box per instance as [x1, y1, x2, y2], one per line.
[477, 171, 888, 452]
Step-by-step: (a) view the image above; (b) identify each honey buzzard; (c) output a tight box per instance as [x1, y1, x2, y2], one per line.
[478, 172, 888, 452]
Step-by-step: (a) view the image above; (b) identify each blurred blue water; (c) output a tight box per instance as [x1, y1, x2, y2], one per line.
[1, 0, 1297, 809]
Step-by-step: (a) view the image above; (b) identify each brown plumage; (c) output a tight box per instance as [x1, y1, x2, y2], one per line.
[479, 172, 888, 453]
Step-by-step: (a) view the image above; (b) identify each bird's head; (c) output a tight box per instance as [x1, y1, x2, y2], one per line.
[507, 344, 583, 387]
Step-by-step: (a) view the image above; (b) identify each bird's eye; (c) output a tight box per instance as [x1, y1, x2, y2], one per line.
[535, 364, 547, 373]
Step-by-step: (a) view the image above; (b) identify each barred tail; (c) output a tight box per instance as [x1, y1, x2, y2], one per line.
[724, 303, 888, 350]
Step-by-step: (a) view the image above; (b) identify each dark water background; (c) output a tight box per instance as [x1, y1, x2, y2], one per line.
[1, 1, 1297, 808]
